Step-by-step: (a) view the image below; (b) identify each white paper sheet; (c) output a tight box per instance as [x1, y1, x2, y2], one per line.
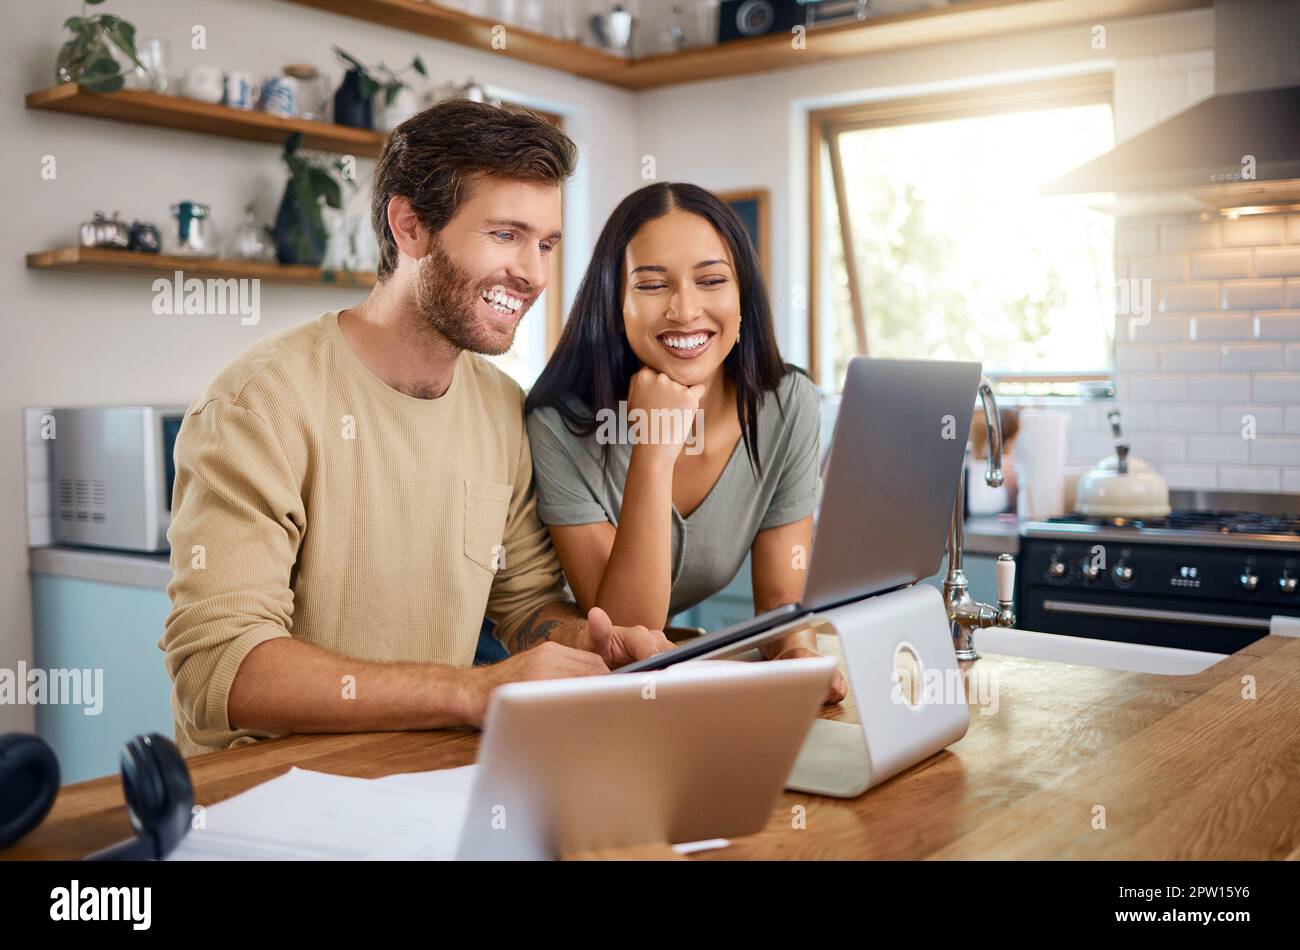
[167, 765, 478, 861]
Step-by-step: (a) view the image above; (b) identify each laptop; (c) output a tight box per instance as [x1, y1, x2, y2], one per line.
[455, 655, 837, 859]
[617, 357, 982, 674]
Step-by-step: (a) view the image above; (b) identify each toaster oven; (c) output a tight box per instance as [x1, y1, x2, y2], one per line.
[50, 406, 187, 552]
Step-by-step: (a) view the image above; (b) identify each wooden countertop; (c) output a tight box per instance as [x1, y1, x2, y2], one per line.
[6, 632, 1299, 861]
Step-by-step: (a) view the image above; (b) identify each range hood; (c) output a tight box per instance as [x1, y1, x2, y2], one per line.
[1041, 0, 1300, 216]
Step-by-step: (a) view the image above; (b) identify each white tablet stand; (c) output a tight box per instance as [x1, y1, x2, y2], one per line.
[784, 584, 970, 798]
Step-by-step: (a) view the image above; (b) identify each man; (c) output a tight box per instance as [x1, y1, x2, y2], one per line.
[162, 100, 672, 756]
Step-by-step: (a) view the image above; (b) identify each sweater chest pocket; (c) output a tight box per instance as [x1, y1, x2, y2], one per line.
[463, 480, 512, 574]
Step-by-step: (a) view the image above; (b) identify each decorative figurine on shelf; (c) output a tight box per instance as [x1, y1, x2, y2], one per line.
[78, 211, 130, 249]
[127, 220, 161, 254]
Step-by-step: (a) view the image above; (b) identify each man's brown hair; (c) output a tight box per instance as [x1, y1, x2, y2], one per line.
[370, 99, 577, 280]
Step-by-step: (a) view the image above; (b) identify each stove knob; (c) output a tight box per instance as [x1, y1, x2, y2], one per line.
[1081, 559, 1104, 581]
[1113, 561, 1134, 584]
[1279, 573, 1297, 595]
[1239, 570, 1260, 592]
[1048, 557, 1067, 578]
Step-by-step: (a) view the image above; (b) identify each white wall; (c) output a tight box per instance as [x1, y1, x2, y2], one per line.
[0, 0, 641, 733]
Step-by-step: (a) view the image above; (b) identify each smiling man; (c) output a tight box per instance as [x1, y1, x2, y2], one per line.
[161, 100, 671, 756]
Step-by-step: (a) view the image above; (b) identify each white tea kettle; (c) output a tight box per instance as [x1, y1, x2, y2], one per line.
[1075, 408, 1171, 518]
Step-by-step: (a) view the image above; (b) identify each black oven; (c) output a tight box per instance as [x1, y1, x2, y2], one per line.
[1016, 534, 1299, 655]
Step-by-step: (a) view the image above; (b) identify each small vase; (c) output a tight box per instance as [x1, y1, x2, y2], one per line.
[332, 69, 373, 129]
[273, 182, 326, 266]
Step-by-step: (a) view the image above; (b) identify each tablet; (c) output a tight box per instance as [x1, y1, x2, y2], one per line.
[455, 655, 836, 859]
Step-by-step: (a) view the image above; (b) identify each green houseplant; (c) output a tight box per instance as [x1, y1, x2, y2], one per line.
[56, 0, 144, 93]
[273, 132, 353, 267]
[332, 46, 425, 129]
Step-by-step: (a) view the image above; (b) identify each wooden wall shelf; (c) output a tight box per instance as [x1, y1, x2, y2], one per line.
[26, 84, 387, 158]
[280, 0, 625, 80]
[26, 246, 376, 289]
[283, 0, 1209, 91]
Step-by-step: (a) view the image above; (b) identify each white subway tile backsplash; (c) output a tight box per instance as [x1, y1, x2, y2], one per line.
[1187, 435, 1249, 464]
[1256, 312, 1300, 340]
[1285, 407, 1300, 435]
[1191, 313, 1253, 341]
[1114, 345, 1161, 371]
[1223, 279, 1285, 310]
[1220, 404, 1282, 435]
[1253, 374, 1300, 403]
[1158, 464, 1218, 490]
[1156, 404, 1219, 433]
[1118, 207, 1300, 487]
[1189, 375, 1252, 402]
[1249, 438, 1300, 467]
[1190, 250, 1251, 279]
[1116, 225, 1158, 257]
[1218, 466, 1281, 492]
[1254, 247, 1300, 277]
[1162, 221, 1220, 251]
[1222, 215, 1286, 247]
[1129, 315, 1191, 343]
[1160, 345, 1219, 372]
[1127, 432, 1187, 462]
[1129, 375, 1188, 401]
[1131, 253, 1190, 281]
[1066, 430, 1114, 464]
[1160, 282, 1220, 312]
[1218, 343, 1286, 372]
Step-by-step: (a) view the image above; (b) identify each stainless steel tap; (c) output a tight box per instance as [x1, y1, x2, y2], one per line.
[944, 376, 1016, 660]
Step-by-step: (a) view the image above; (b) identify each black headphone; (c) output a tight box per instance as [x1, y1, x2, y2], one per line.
[0, 732, 194, 860]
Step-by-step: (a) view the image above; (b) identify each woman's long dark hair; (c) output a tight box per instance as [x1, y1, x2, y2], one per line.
[525, 182, 789, 472]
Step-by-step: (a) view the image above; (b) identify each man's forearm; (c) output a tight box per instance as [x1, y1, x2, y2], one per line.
[501, 599, 587, 654]
[226, 637, 484, 735]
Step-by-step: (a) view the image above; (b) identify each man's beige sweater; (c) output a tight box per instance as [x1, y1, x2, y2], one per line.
[160, 311, 567, 756]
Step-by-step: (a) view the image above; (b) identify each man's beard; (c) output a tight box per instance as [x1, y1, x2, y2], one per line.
[414, 239, 531, 356]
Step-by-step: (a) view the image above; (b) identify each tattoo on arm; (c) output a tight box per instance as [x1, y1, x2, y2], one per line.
[511, 608, 561, 652]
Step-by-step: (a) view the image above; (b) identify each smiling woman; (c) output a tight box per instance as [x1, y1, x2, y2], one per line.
[524, 182, 849, 704]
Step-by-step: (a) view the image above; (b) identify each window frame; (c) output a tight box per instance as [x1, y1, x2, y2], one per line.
[806, 72, 1116, 388]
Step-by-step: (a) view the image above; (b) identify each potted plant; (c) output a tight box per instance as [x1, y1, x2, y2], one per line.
[56, 0, 144, 92]
[272, 133, 353, 267]
[332, 46, 426, 131]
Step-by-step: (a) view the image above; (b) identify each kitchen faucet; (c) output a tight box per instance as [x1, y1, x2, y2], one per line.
[944, 377, 1016, 660]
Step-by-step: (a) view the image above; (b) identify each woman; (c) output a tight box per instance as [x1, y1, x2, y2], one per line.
[525, 182, 846, 702]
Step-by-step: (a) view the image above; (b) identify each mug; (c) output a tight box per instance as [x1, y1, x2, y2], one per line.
[183, 65, 223, 104]
[259, 76, 297, 118]
[224, 71, 259, 110]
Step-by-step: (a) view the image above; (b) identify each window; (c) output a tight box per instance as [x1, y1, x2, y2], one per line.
[809, 75, 1117, 393]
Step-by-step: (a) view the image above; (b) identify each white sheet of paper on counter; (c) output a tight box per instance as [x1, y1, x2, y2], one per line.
[165, 763, 729, 860]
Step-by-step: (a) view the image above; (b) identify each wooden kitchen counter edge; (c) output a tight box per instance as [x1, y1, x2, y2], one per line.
[5, 634, 1298, 861]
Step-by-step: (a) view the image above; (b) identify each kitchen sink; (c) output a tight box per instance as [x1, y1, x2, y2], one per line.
[973, 626, 1227, 676]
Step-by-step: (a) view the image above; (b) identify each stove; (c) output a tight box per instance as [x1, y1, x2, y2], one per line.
[1016, 490, 1300, 655]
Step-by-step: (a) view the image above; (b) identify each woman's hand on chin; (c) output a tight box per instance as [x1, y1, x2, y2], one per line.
[627, 366, 705, 463]
[767, 642, 849, 706]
